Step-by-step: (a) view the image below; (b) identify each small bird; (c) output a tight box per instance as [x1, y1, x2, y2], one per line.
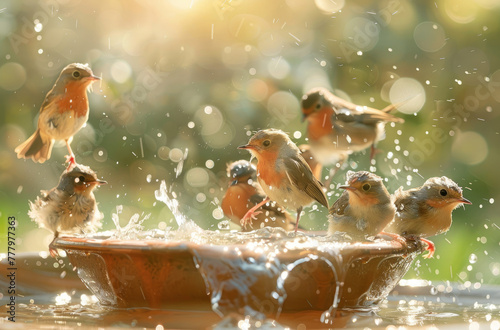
[328, 170, 395, 240]
[221, 160, 295, 231]
[28, 164, 106, 257]
[384, 176, 471, 258]
[238, 129, 329, 232]
[301, 87, 404, 167]
[15, 63, 100, 167]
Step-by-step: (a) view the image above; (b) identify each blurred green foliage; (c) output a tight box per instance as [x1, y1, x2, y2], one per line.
[0, 0, 498, 285]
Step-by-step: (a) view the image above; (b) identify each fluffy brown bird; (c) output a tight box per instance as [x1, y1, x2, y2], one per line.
[301, 87, 404, 166]
[221, 160, 294, 231]
[29, 164, 106, 257]
[238, 129, 329, 232]
[384, 176, 471, 258]
[328, 171, 395, 240]
[15, 63, 100, 166]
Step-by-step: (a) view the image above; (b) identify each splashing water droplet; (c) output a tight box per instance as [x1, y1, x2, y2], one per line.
[469, 253, 478, 264]
[218, 220, 230, 230]
[155, 180, 187, 227]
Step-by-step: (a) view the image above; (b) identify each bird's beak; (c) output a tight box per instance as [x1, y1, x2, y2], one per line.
[230, 180, 238, 186]
[238, 144, 254, 150]
[301, 112, 308, 122]
[86, 74, 101, 81]
[458, 197, 472, 205]
[94, 179, 107, 186]
[339, 184, 355, 191]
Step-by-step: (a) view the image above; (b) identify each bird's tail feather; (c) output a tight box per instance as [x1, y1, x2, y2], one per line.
[15, 129, 53, 163]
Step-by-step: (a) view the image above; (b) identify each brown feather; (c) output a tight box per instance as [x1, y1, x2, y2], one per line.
[15, 129, 53, 163]
[284, 154, 329, 208]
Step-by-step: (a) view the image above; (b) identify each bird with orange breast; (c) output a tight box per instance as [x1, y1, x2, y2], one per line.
[384, 176, 471, 258]
[15, 63, 100, 168]
[238, 129, 329, 232]
[221, 160, 295, 231]
[301, 87, 404, 167]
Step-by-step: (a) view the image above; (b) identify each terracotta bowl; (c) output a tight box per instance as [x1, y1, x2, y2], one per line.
[53, 231, 423, 316]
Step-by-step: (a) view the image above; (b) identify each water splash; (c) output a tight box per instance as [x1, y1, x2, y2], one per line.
[191, 242, 286, 322]
[155, 180, 188, 228]
[110, 205, 150, 239]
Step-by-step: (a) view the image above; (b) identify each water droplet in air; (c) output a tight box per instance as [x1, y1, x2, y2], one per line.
[218, 220, 230, 230]
[469, 253, 478, 264]
[430, 286, 438, 295]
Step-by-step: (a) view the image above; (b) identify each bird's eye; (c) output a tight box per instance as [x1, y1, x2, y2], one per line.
[72, 71, 81, 78]
[263, 140, 271, 147]
[362, 183, 371, 191]
[315, 103, 321, 109]
[78, 176, 85, 183]
[440, 189, 447, 196]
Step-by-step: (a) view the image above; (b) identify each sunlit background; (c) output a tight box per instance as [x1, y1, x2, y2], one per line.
[0, 0, 499, 286]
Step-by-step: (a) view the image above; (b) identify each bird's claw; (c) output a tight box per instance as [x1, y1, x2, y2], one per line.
[379, 231, 407, 246]
[49, 241, 59, 258]
[65, 154, 76, 171]
[240, 210, 262, 229]
[420, 238, 435, 259]
[49, 248, 59, 258]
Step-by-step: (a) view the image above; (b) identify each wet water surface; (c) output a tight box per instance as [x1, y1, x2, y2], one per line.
[2, 280, 499, 329]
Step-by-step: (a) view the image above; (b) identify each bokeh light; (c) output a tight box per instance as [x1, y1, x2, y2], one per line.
[451, 131, 489, 165]
[388, 78, 426, 114]
[314, 0, 345, 13]
[0, 62, 26, 91]
[413, 22, 446, 53]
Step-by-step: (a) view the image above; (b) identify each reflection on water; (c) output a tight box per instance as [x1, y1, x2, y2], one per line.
[2, 282, 499, 329]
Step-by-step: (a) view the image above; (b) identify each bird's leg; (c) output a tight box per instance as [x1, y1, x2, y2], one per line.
[49, 232, 60, 258]
[294, 206, 303, 233]
[420, 237, 435, 259]
[65, 139, 76, 171]
[370, 144, 383, 161]
[241, 197, 270, 229]
[379, 231, 407, 245]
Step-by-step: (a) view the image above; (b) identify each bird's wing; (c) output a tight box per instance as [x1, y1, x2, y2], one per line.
[394, 187, 421, 220]
[283, 154, 329, 208]
[39, 88, 58, 114]
[329, 191, 350, 216]
[325, 92, 404, 125]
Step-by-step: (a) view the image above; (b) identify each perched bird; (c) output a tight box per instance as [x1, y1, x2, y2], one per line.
[221, 160, 295, 231]
[328, 171, 395, 240]
[15, 63, 100, 167]
[28, 164, 106, 257]
[238, 129, 329, 232]
[301, 87, 404, 167]
[384, 176, 471, 258]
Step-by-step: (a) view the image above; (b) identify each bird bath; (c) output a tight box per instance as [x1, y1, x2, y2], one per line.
[50, 228, 423, 318]
[3, 238, 500, 329]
